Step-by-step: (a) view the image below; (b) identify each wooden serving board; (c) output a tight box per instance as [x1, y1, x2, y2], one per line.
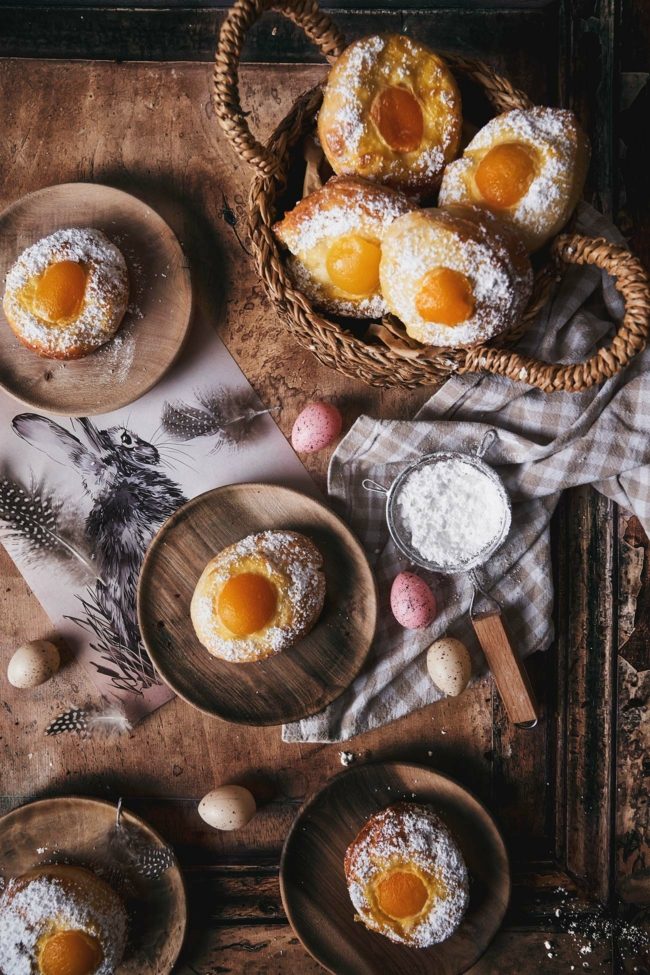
[0, 182, 192, 415]
[280, 761, 510, 975]
[0, 796, 187, 974]
[137, 482, 378, 725]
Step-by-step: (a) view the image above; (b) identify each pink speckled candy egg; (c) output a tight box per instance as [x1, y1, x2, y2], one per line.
[390, 572, 437, 629]
[291, 402, 343, 453]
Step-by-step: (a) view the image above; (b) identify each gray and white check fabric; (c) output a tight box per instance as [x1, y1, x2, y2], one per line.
[284, 203, 650, 743]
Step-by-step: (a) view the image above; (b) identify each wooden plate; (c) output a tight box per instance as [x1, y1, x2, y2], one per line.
[0, 182, 192, 415]
[280, 762, 510, 975]
[137, 483, 377, 725]
[0, 796, 187, 974]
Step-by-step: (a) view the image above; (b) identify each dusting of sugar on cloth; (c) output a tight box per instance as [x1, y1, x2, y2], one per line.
[396, 457, 507, 567]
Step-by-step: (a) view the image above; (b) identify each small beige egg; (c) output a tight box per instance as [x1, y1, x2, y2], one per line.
[198, 785, 256, 831]
[426, 637, 472, 697]
[7, 640, 60, 689]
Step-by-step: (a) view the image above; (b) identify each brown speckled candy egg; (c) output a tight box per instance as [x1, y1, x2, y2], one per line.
[390, 572, 437, 629]
[291, 402, 343, 453]
[426, 637, 472, 696]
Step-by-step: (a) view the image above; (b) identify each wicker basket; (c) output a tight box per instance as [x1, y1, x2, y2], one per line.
[214, 0, 650, 391]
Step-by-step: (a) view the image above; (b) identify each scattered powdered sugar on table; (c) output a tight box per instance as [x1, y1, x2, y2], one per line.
[396, 457, 507, 567]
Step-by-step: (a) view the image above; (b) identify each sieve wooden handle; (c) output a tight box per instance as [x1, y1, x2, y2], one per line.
[472, 609, 538, 728]
[462, 235, 650, 393]
[213, 0, 346, 176]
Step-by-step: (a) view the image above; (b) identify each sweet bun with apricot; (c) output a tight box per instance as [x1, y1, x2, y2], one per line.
[438, 107, 590, 251]
[379, 204, 533, 347]
[190, 530, 326, 663]
[3, 227, 129, 359]
[318, 35, 462, 197]
[0, 863, 127, 975]
[345, 802, 469, 947]
[273, 175, 413, 318]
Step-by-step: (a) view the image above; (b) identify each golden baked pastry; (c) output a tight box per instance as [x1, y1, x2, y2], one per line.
[379, 204, 533, 347]
[273, 176, 413, 318]
[3, 227, 129, 359]
[438, 107, 590, 251]
[318, 35, 461, 197]
[0, 864, 127, 975]
[345, 802, 469, 948]
[190, 530, 326, 663]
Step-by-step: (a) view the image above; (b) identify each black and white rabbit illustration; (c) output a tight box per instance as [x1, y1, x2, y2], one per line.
[12, 413, 187, 693]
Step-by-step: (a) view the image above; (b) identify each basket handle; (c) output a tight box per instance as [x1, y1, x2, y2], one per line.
[462, 235, 650, 392]
[213, 0, 346, 176]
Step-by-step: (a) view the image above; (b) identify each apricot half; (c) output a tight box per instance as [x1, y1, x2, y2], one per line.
[475, 143, 536, 209]
[326, 235, 381, 296]
[39, 929, 103, 975]
[32, 260, 88, 324]
[376, 870, 428, 920]
[218, 572, 277, 637]
[415, 267, 475, 325]
[370, 87, 424, 153]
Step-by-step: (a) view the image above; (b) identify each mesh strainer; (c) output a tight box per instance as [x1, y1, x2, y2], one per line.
[363, 430, 538, 729]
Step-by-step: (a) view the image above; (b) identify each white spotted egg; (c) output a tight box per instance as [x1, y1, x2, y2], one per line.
[198, 785, 257, 831]
[426, 637, 472, 696]
[7, 640, 60, 689]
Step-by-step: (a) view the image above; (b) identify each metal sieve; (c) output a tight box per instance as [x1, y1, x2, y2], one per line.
[362, 432, 511, 575]
[362, 429, 538, 730]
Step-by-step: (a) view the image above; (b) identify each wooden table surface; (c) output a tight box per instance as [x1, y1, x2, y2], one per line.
[1, 2, 649, 972]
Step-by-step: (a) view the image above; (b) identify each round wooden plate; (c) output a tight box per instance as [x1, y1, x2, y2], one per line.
[0, 796, 187, 974]
[280, 762, 510, 975]
[0, 182, 192, 415]
[137, 483, 377, 725]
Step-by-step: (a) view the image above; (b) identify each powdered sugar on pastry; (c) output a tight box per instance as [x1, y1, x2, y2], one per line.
[0, 869, 127, 975]
[3, 227, 129, 358]
[379, 205, 533, 347]
[274, 176, 412, 319]
[439, 107, 590, 251]
[190, 530, 326, 663]
[318, 35, 462, 196]
[345, 802, 469, 948]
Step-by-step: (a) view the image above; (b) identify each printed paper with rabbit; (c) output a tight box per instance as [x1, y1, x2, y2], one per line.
[0, 324, 313, 722]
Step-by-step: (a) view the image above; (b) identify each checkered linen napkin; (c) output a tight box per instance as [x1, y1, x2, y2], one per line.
[283, 203, 650, 743]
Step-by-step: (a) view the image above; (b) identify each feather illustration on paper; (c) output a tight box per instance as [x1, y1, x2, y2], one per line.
[161, 388, 275, 450]
[12, 413, 187, 695]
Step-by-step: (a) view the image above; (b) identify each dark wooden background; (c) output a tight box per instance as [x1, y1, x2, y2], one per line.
[0, 1, 649, 972]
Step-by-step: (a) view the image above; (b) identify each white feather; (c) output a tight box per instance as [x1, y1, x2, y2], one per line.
[85, 702, 132, 738]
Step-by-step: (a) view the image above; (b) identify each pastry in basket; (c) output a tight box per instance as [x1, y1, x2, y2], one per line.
[345, 802, 469, 948]
[0, 864, 128, 975]
[438, 107, 590, 251]
[3, 227, 129, 359]
[273, 175, 413, 318]
[317, 34, 461, 197]
[379, 204, 533, 347]
[190, 530, 326, 663]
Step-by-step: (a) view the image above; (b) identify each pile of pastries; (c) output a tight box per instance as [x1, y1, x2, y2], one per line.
[274, 33, 590, 348]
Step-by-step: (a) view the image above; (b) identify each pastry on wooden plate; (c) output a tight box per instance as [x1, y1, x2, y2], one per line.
[273, 175, 412, 318]
[438, 107, 590, 251]
[379, 204, 533, 347]
[190, 530, 326, 663]
[3, 227, 129, 359]
[344, 802, 469, 948]
[318, 34, 461, 197]
[0, 863, 127, 975]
